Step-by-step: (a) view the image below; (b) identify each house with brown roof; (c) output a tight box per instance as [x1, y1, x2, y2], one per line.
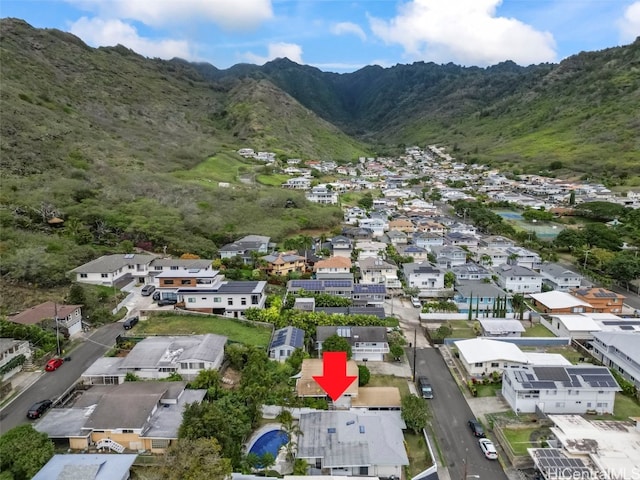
[262, 251, 307, 276]
[314, 256, 353, 280]
[9, 301, 83, 337]
[571, 287, 625, 314]
[388, 218, 415, 233]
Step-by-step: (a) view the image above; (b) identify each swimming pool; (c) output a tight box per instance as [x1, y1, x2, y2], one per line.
[248, 429, 289, 458]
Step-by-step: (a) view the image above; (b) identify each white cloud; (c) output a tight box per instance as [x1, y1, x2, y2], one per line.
[618, 1, 640, 43]
[369, 0, 557, 66]
[331, 22, 367, 41]
[242, 42, 303, 65]
[68, 0, 273, 31]
[70, 17, 194, 60]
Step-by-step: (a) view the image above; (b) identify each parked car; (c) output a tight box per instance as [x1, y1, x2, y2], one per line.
[27, 399, 53, 419]
[157, 297, 177, 306]
[417, 376, 434, 399]
[468, 419, 485, 438]
[411, 297, 422, 308]
[45, 357, 64, 372]
[141, 284, 156, 296]
[479, 438, 498, 460]
[123, 316, 139, 329]
[152, 291, 161, 301]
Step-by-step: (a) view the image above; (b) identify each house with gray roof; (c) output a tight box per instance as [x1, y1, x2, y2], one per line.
[147, 257, 214, 278]
[454, 281, 513, 316]
[495, 264, 542, 294]
[316, 326, 389, 361]
[403, 262, 448, 298]
[269, 326, 305, 362]
[450, 263, 492, 281]
[219, 235, 272, 263]
[590, 331, 640, 388]
[69, 253, 156, 286]
[539, 262, 584, 292]
[33, 454, 137, 480]
[81, 334, 227, 383]
[35, 381, 206, 453]
[296, 410, 408, 477]
[429, 245, 466, 268]
[502, 365, 619, 415]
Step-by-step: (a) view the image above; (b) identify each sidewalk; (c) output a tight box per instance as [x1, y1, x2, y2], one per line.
[0, 369, 43, 410]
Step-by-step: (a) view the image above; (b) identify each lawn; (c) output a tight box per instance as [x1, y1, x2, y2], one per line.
[591, 393, 640, 421]
[172, 153, 251, 184]
[521, 323, 555, 337]
[133, 313, 273, 347]
[520, 345, 583, 364]
[404, 432, 434, 478]
[475, 383, 502, 397]
[256, 173, 289, 186]
[368, 374, 411, 398]
[501, 426, 550, 456]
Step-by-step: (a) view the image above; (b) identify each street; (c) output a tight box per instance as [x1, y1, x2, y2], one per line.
[410, 347, 509, 480]
[0, 322, 123, 435]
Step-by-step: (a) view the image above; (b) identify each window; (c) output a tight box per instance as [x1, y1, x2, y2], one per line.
[491, 362, 499, 368]
[171, 266, 179, 270]
[181, 279, 191, 285]
[159, 367, 176, 372]
[101, 273, 108, 278]
[555, 402, 565, 407]
[154, 266, 163, 271]
[164, 279, 174, 285]
[188, 297, 196, 303]
[241, 298, 247, 306]
[228, 298, 233, 306]
[214, 297, 221, 303]
[122, 429, 134, 434]
[80, 273, 87, 278]
[151, 439, 170, 449]
[475, 362, 483, 367]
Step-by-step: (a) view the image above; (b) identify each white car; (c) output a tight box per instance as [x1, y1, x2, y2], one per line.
[411, 297, 422, 308]
[479, 438, 498, 460]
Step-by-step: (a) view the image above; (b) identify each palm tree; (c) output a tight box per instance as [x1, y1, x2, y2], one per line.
[276, 409, 303, 462]
[480, 254, 492, 266]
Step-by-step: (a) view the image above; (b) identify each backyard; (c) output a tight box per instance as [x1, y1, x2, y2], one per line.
[501, 425, 551, 456]
[132, 313, 273, 347]
[519, 345, 584, 364]
[367, 374, 411, 398]
[521, 323, 555, 337]
[593, 392, 640, 421]
[404, 431, 434, 478]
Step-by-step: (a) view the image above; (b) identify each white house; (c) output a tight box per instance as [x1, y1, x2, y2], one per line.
[430, 245, 467, 268]
[315, 256, 353, 281]
[502, 365, 619, 414]
[69, 253, 156, 286]
[355, 240, 387, 260]
[81, 334, 227, 383]
[402, 262, 447, 298]
[539, 263, 584, 292]
[282, 177, 311, 190]
[542, 314, 602, 340]
[495, 264, 543, 294]
[358, 257, 401, 289]
[316, 326, 390, 362]
[478, 319, 526, 337]
[505, 247, 542, 270]
[0, 338, 31, 381]
[306, 186, 339, 205]
[590, 331, 640, 388]
[269, 326, 305, 362]
[297, 411, 409, 477]
[359, 218, 387, 237]
[413, 232, 444, 251]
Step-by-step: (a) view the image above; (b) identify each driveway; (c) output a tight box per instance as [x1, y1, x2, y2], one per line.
[0, 322, 123, 435]
[410, 347, 509, 480]
[385, 296, 431, 348]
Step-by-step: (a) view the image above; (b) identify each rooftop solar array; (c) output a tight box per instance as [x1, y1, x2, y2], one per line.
[533, 367, 570, 382]
[534, 449, 592, 478]
[602, 320, 640, 326]
[592, 289, 618, 298]
[353, 284, 386, 293]
[270, 326, 305, 349]
[289, 280, 353, 290]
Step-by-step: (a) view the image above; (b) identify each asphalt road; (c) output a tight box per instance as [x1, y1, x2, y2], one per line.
[0, 322, 123, 435]
[410, 347, 509, 480]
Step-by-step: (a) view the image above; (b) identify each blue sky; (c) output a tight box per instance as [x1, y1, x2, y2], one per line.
[2, 0, 639, 72]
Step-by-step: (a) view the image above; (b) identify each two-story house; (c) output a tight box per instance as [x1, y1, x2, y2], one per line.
[306, 185, 339, 205]
[0, 338, 31, 381]
[413, 232, 444, 251]
[402, 262, 447, 298]
[430, 245, 467, 268]
[539, 263, 584, 292]
[590, 332, 640, 388]
[444, 232, 479, 249]
[219, 235, 271, 263]
[385, 229, 408, 247]
[314, 256, 353, 281]
[70, 253, 156, 286]
[451, 263, 492, 281]
[495, 264, 543, 294]
[388, 218, 415, 233]
[571, 287, 625, 314]
[359, 218, 387, 237]
[502, 365, 619, 415]
[282, 177, 311, 190]
[147, 258, 214, 282]
[262, 251, 307, 276]
[396, 244, 429, 262]
[9, 301, 84, 337]
[355, 240, 388, 260]
[454, 281, 513, 316]
[358, 257, 401, 289]
[505, 246, 542, 270]
[316, 326, 390, 361]
[479, 235, 516, 248]
[330, 236, 354, 258]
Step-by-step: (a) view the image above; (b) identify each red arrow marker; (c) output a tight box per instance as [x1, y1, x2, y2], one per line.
[313, 351, 357, 402]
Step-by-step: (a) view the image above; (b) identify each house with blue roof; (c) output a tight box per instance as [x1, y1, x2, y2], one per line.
[269, 326, 305, 362]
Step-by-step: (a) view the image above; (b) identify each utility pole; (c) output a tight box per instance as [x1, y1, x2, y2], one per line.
[583, 249, 590, 269]
[412, 328, 417, 382]
[54, 302, 61, 356]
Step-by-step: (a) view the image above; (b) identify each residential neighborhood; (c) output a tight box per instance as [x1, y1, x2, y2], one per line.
[2, 143, 640, 480]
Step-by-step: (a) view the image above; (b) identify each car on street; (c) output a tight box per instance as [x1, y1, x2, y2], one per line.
[479, 438, 498, 460]
[417, 376, 434, 399]
[468, 419, 485, 438]
[45, 357, 64, 371]
[123, 316, 139, 329]
[26, 399, 53, 419]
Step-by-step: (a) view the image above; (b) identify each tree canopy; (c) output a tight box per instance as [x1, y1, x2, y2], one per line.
[321, 334, 352, 359]
[0, 424, 54, 480]
[161, 437, 232, 480]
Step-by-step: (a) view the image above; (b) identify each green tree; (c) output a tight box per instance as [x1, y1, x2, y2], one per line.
[583, 223, 622, 251]
[190, 369, 221, 398]
[390, 343, 405, 361]
[554, 228, 585, 251]
[444, 271, 455, 288]
[569, 191, 576, 206]
[358, 365, 371, 386]
[66, 283, 86, 305]
[401, 395, 429, 434]
[606, 252, 640, 288]
[293, 458, 308, 475]
[358, 193, 373, 210]
[321, 334, 352, 359]
[0, 424, 54, 480]
[161, 437, 232, 480]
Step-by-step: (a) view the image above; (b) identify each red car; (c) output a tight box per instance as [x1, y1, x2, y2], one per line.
[45, 358, 64, 371]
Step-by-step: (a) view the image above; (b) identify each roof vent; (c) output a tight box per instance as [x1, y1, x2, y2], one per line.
[346, 420, 355, 426]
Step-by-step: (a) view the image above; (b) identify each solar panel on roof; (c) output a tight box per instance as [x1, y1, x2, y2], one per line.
[619, 325, 635, 330]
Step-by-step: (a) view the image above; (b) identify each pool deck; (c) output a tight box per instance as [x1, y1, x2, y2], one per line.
[245, 423, 292, 474]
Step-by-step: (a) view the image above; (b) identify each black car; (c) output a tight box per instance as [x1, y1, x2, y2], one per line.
[468, 419, 485, 438]
[157, 297, 177, 306]
[152, 291, 161, 301]
[27, 399, 53, 419]
[123, 316, 139, 329]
